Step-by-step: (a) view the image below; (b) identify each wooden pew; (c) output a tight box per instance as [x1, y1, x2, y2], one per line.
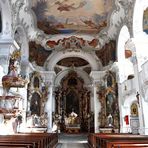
[108, 141, 148, 148]
[88, 133, 148, 148]
[0, 133, 58, 148]
[0, 142, 32, 148]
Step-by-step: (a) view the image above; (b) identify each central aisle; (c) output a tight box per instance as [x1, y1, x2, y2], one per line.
[56, 143, 89, 148]
[56, 133, 89, 148]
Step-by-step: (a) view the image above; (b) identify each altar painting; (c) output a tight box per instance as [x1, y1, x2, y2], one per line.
[98, 71, 119, 129]
[32, 0, 113, 35]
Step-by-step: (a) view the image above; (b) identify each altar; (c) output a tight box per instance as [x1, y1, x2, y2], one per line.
[64, 111, 80, 133]
[65, 125, 80, 133]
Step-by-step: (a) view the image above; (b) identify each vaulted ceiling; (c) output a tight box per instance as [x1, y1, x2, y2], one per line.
[29, 0, 117, 71]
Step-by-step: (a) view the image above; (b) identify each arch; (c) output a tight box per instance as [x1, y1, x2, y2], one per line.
[117, 25, 131, 61]
[0, 0, 12, 38]
[54, 69, 92, 87]
[45, 51, 101, 71]
[117, 25, 134, 83]
[133, 0, 148, 37]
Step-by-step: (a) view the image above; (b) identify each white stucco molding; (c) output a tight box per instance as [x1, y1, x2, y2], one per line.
[40, 71, 56, 86]
[45, 50, 102, 71]
[95, 0, 134, 49]
[90, 71, 106, 86]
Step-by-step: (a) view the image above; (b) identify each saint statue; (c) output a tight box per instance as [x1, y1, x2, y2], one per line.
[107, 114, 113, 127]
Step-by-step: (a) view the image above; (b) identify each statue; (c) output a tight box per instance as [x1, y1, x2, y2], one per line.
[67, 110, 78, 125]
[12, 115, 22, 133]
[107, 114, 113, 127]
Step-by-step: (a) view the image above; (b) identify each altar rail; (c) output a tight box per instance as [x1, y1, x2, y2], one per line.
[88, 133, 148, 148]
[0, 133, 58, 148]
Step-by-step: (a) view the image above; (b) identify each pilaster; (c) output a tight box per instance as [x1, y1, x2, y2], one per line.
[40, 71, 56, 132]
[90, 71, 106, 133]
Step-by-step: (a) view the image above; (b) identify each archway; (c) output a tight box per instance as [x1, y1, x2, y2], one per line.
[45, 50, 101, 71]
[54, 71, 91, 133]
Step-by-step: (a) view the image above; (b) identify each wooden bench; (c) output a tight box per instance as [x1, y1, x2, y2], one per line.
[108, 141, 148, 148]
[88, 133, 148, 148]
[0, 133, 58, 148]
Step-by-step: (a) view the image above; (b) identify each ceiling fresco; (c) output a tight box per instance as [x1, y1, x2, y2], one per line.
[30, 0, 116, 71]
[143, 8, 148, 34]
[29, 42, 52, 66]
[32, 0, 113, 35]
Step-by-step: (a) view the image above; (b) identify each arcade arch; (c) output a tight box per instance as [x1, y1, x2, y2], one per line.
[45, 51, 102, 71]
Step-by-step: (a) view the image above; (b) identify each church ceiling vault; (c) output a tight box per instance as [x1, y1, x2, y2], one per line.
[32, 0, 112, 35]
[27, 0, 127, 70]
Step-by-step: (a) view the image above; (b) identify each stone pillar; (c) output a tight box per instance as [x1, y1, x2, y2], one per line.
[90, 71, 105, 133]
[132, 57, 145, 134]
[40, 71, 56, 132]
[111, 62, 125, 132]
[125, 39, 145, 134]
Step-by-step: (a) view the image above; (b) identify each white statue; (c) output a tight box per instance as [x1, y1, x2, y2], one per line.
[107, 114, 113, 127]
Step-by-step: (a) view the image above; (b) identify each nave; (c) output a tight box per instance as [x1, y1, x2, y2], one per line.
[56, 133, 89, 148]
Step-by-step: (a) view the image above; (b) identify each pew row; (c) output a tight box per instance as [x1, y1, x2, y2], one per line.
[0, 132, 58, 148]
[88, 133, 148, 148]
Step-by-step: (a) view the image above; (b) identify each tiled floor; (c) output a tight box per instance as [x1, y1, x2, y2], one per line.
[56, 133, 89, 148]
[56, 143, 89, 148]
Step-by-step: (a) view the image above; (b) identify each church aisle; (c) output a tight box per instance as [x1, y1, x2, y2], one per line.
[56, 133, 89, 148]
[56, 143, 89, 148]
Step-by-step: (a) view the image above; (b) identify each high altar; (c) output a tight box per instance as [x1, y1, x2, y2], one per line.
[65, 111, 80, 133]
[53, 71, 93, 133]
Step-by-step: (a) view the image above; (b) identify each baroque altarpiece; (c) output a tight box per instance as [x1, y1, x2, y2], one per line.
[54, 71, 93, 133]
[98, 71, 120, 131]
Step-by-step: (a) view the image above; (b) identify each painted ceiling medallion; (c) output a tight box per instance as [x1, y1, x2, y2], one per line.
[32, 0, 112, 35]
